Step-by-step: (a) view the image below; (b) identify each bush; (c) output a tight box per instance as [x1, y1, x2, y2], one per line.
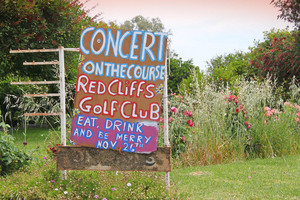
[161, 93, 195, 158]
[0, 131, 30, 176]
[171, 71, 299, 166]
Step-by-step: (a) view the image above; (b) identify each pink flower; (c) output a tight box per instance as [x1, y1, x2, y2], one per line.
[284, 102, 290, 106]
[170, 107, 178, 114]
[182, 136, 186, 141]
[184, 111, 192, 117]
[244, 121, 249, 126]
[51, 180, 55, 183]
[264, 111, 272, 117]
[23, 141, 27, 146]
[234, 99, 239, 105]
[245, 115, 248, 120]
[296, 118, 300, 122]
[235, 108, 240, 113]
[264, 107, 271, 111]
[271, 109, 276, 113]
[296, 113, 300, 117]
[159, 117, 164, 123]
[168, 117, 173, 123]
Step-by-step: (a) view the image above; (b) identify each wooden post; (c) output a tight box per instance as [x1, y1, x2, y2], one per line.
[58, 46, 67, 180]
[163, 48, 170, 189]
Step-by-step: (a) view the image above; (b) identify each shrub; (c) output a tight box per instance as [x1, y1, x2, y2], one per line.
[161, 93, 195, 158]
[0, 131, 30, 176]
[172, 70, 299, 166]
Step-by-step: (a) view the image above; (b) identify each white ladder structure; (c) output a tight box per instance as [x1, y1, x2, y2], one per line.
[10, 46, 79, 179]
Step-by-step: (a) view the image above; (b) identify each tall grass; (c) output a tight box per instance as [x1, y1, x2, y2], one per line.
[171, 70, 300, 166]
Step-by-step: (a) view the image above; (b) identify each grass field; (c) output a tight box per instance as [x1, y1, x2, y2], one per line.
[172, 155, 300, 199]
[2, 128, 300, 199]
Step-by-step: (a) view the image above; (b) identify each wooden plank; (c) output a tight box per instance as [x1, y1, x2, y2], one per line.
[10, 48, 59, 53]
[23, 61, 59, 65]
[57, 146, 171, 172]
[24, 112, 61, 116]
[24, 93, 60, 97]
[11, 81, 60, 85]
[10, 48, 79, 53]
[64, 48, 80, 52]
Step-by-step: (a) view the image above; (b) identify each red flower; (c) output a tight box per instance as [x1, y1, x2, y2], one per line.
[187, 119, 194, 127]
[23, 141, 27, 146]
[182, 136, 186, 141]
[189, 122, 194, 127]
[235, 108, 240, 113]
[184, 111, 192, 117]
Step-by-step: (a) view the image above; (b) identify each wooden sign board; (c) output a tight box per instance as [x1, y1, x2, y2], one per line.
[70, 27, 168, 153]
[57, 146, 171, 172]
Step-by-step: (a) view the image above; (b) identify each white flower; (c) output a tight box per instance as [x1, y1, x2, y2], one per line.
[127, 182, 132, 187]
[64, 191, 68, 194]
[55, 188, 58, 191]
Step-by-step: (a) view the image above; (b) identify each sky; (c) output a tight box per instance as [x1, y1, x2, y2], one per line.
[81, 0, 292, 71]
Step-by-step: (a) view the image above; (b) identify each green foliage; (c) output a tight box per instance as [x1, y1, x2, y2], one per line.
[168, 57, 197, 93]
[0, 131, 30, 176]
[250, 29, 299, 88]
[207, 51, 254, 87]
[271, 0, 300, 29]
[120, 15, 165, 32]
[175, 71, 299, 166]
[162, 94, 195, 158]
[0, 0, 100, 125]
[0, 157, 172, 199]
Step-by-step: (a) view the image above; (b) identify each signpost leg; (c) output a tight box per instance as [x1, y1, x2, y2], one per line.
[59, 46, 67, 180]
[163, 49, 170, 190]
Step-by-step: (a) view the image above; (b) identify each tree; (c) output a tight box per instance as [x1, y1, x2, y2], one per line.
[120, 15, 165, 32]
[0, 0, 100, 125]
[168, 54, 198, 94]
[271, 0, 300, 29]
[206, 51, 254, 87]
[250, 29, 299, 86]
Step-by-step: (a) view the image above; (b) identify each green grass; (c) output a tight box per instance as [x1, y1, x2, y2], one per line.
[2, 128, 299, 199]
[8, 127, 60, 158]
[172, 155, 300, 199]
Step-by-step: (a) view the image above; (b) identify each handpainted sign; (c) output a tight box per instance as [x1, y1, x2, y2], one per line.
[70, 27, 168, 153]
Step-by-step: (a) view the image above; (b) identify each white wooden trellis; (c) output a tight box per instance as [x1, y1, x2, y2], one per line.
[10, 46, 79, 179]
